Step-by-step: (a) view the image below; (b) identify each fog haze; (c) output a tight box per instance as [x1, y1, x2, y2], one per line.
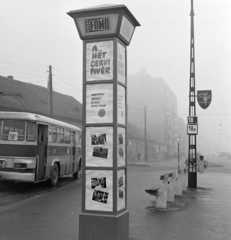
[0, 0, 230, 154]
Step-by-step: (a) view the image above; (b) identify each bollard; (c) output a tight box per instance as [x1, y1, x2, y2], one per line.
[167, 171, 177, 202]
[183, 166, 188, 191]
[198, 155, 204, 173]
[175, 168, 184, 196]
[156, 173, 169, 209]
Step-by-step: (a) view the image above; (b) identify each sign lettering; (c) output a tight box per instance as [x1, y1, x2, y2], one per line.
[188, 116, 198, 124]
[187, 125, 198, 135]
[85, 17, 110, 33]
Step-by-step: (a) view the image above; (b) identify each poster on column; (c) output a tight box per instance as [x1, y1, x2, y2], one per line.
[86, 127, 113, 167]
[118, 127, 126, 167]
[117, 169, 126, 211]
[117, 42, 126, 85]
[86, 41, 113, 81]
[86, 84, 113, 123]
[118, 85, 125, 125]
[86, 170, 113, 212]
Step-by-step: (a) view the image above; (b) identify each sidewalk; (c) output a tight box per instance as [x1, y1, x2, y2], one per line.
[127, 156, 231, 240]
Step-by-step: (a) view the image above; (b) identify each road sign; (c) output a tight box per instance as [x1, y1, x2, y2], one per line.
[197, 90, 212, 109]
[188, 116, 197, 124]
[187, 125, 198, 135]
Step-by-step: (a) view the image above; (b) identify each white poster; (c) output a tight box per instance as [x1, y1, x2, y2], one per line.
[120, 16, 135, 43]
[86, 127, 113, 167]
[86, 84, 113, 123]
[86, 41, 113, 81]
[117, 169, 126, 211]
[86, 170, 113, 212]
[118, 85, 125, 125]
[117, 42, 126, 84]
[118, 127, 126, 167]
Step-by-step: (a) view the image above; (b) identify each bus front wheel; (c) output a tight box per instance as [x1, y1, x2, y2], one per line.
[48, 163, 59, 187]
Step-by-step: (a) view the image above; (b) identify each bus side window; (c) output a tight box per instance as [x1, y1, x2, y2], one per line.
[57, 127, 64, 143]
[49, 126, 57, 143]
[70, 131, 75, 145]
[64, 129, 70, 144]
[76, 131, 81, 145]
[27, 122, 36, 142]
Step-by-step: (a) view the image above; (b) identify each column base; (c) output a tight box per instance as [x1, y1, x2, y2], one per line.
[188, 172, 197, 188]
[79, 210, 129, 240]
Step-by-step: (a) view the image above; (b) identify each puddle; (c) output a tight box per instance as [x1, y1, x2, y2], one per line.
[146, 200, 185, 212]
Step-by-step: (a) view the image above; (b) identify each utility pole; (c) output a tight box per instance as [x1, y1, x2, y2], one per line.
[49, 65, 53, 118]
[168, 117, 171, 159]
[144, 106, 147, 161]
[188, 0, 197, 188]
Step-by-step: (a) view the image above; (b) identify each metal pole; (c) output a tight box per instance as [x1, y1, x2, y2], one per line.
[144, 106, 147, 161]
[188, 0, 197, 188]
[49, 65, 53, 118]
[178, 142, 180, 170]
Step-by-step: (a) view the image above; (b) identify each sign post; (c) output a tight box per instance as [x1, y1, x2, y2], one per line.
[67, 5, 140, 240]
[188, 0, 197, 188]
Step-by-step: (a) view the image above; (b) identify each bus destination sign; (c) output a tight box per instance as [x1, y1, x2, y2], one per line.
[85, 17, 110, 33]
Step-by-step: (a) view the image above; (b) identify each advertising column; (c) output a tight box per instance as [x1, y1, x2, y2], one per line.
[68, 5, 140, 240]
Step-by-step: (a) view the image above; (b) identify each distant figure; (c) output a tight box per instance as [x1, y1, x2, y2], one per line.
[185, 159, 188, 166]
[137, 153, 141, 161]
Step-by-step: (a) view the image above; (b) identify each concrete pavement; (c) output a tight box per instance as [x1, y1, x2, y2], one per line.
[0, 156, 230, 240]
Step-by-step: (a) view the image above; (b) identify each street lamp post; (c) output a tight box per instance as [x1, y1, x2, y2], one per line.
[176, 136, 181, 170]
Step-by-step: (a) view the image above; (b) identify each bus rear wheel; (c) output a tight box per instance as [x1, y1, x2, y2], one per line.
[48, 163, 59, 187]
[73, 159, 81, 179]
[73, 171, 78, 179]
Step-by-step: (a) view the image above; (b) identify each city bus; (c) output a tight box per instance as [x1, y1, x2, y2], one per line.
[0, 112, 82, 186]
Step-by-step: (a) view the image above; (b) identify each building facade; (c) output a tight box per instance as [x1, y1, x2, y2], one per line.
[127, 69, 187, 158]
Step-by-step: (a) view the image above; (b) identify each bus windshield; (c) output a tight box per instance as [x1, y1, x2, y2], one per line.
[0, 120, 36, 142]
[2, 120, 26, 141]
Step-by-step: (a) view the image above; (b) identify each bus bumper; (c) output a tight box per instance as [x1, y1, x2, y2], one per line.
[0, 172, 35, 182]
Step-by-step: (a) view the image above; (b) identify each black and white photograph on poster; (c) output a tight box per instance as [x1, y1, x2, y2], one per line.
[91, 133, 106, 145]
[119, 147, 124, 158]
[86, 84, 113, 124]
[86, 41, 113, 81]
[117, 127, 126, 167]
[92, 146, 108, 159]
[86, 170, 113, 211]
[91, 177, 107, 189]
[86, 127, 113, 167]
[92, 190, 109, 204]
[118, 176, 123, 187]
[117, 169, 125, 211]
[118, 133, 123, 145]
[118, 85, 125, 125]
[119, 189, 124, 199]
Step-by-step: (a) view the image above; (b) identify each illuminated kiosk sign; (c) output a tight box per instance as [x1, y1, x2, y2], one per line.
[68, 4, 140, 240]
[85, 17, 110, 32]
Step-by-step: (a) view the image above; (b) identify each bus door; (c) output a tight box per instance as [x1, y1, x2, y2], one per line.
[37, 124, 48, 180]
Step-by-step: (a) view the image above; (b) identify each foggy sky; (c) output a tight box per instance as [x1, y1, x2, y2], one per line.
[0, 0, 230, 154]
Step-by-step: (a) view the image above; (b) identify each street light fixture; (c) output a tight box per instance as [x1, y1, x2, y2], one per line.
[175, 136, 181, 170]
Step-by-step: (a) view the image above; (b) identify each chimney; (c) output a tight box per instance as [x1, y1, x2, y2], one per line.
[7, 76, 14, 80]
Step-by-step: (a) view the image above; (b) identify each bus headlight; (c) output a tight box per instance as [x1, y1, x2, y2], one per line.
[14, 163, 27, 169]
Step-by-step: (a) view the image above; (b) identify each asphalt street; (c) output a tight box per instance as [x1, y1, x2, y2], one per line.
[0, 156, 230, 240]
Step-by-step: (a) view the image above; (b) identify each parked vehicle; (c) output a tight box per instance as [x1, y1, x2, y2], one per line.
[0, 112, 82, 186]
